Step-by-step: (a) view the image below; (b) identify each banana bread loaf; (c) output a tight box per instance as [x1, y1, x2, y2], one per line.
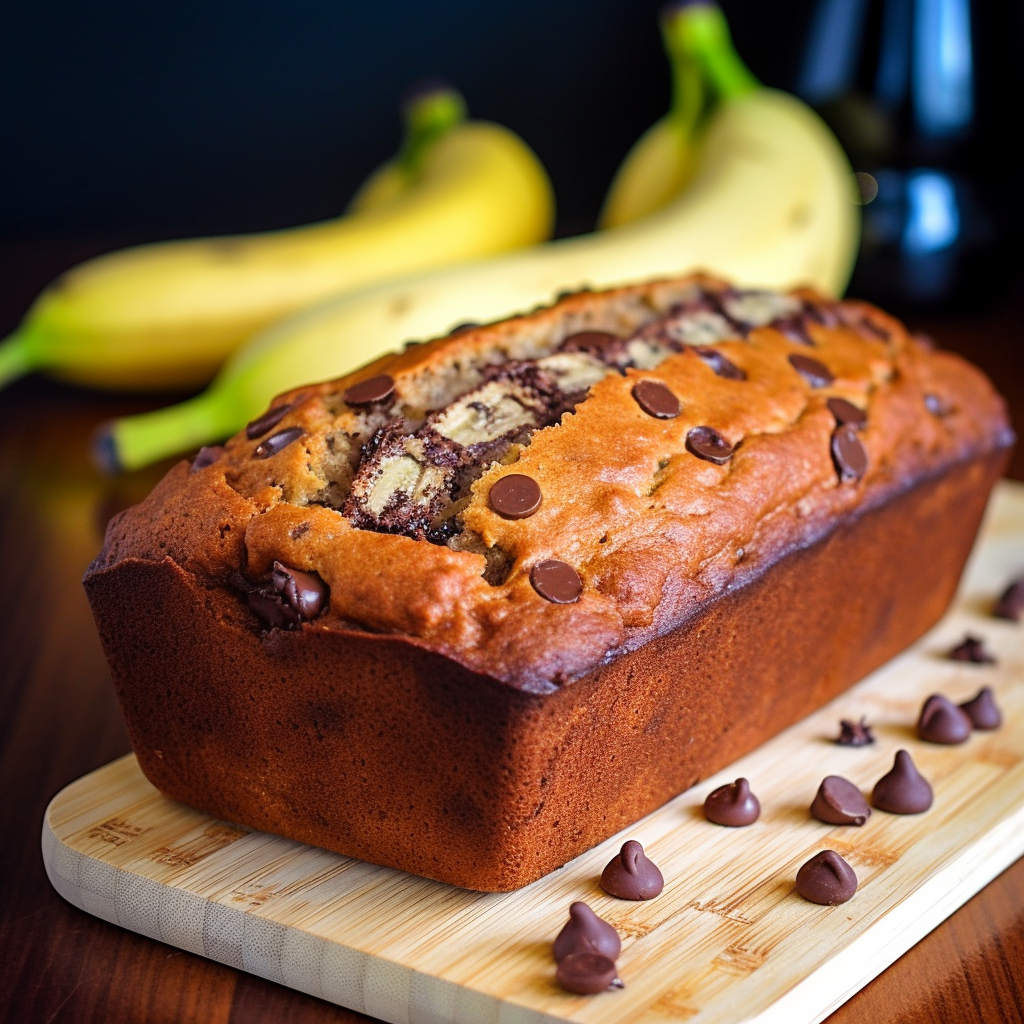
[84, 274, 1014, 890]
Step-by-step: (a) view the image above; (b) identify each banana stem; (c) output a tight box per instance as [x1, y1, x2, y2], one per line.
[92, 393, 238, 475]
[398, 83, 467, 176]
[0, 332, 36, 389]
[664, 22, 705, 136]
[665, 1, 759, 100]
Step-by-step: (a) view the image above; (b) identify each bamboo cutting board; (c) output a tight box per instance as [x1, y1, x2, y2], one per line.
[43, 480, 1024, 1024]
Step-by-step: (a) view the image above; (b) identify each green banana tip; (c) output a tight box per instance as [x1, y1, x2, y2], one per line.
[659, 0, 719, 42]
[402, 80, 467, 128]
[0, 330, 36, 389]
[398, 80, 468, 173]
[661, 0, 759, 98]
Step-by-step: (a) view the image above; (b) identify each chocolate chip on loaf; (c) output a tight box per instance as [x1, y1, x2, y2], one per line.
[827, 397, 867, 429]
[531, 560, 582, 604]
[254, 427, 303, 459]
[244, 561, 329, 630]
[632, 379, 681, 419]
[489, 473, 542, 519]
[696, 348, 746, 380]
[245, 402, 293, 440]
[191, 445, 224, 472]
[789, 353, 834, 387]
[343, 374, 396, 406]
[559, 330, 625, 362]
[924, 392, 952, 417]
[831, 425, 868, 482]
[686, 426, 735, 465]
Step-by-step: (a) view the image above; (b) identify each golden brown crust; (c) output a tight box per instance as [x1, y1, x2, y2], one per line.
[89, 275, 1014, 691]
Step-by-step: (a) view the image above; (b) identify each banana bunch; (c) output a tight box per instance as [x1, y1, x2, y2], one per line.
[98, 1, 860, 473]
[0, 84, 554, 392]
[599, 1, 761, 228]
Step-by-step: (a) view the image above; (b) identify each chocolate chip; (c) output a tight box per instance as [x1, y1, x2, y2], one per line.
[556, 953, 623, 995]
[960, 687, 1002, 730]
[872, 749, 933, 814]
[831, 424, 868, 482]
[789, 353, 834, 387]
[696, 348, 746, 380]
[839, 716, 872, 749]
[686, 426, 735, 465]
[343, 374, 396, 406]
[811, 776, 871, 826]
[246, 589, 293, 629]
[553, 902, 621, 962]
[632, 379, 681, 419]
[245, 561, 329, 629]
[994, 579, 1024, 621]
[857, 317, 891, 341]
[489, 474, 542, 519]
[773, 315, 815, 346]
[531, 559, 582, 604]
[560, 330, 621, 357]
[827, 397, 867, 429]
[795, 850, 858, 905]
[704, 777, 760, 826]
[245, 403, 292, 440]
[917, 693, 973, 744]
[947, 634, 996, 664]
[447, 321, 480, 336]
[254, 426, 304, 459]
[271, 561, 328, 620]
[836, 717, 874, 746]
[599, 840, 664, 900]
[804, 301, 842, 329]
[191, 445, 225, 471]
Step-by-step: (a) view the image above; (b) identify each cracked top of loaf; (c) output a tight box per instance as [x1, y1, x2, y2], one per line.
[91, 274, 1014, 693]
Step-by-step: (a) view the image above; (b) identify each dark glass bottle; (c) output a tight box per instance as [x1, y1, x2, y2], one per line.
[794, 0, 1021, 310]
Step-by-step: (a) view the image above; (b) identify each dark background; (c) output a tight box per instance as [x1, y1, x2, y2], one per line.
[1, 0, 1022, 311]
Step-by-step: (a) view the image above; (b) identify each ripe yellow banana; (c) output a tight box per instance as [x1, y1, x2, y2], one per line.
[0, 84, 554, 392]
[99, 69, 859, 473]
[599, 0, 757, 229]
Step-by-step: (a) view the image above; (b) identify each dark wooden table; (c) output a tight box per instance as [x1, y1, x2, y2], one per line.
[2, 239, 1023, 1023]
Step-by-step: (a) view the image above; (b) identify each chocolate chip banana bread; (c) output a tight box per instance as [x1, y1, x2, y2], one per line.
[84, 274, 1014, 890]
